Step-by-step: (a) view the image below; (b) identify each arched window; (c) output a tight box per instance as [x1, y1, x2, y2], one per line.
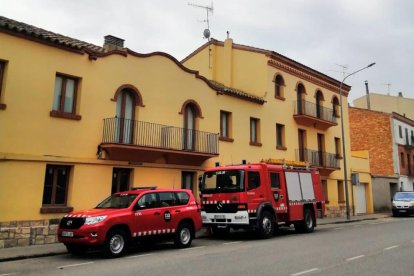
[274, 74, 285, 99]
[180, 100, 202, 151]
[332, 96, 340, 117]
[296, 83, 306, 114]
[315, 90, 324, 119]
[115, 89, 136, 144]
[112, 85, 143, 144]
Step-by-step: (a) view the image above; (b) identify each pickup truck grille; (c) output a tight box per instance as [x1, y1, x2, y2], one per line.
[59, 217, 85, 229]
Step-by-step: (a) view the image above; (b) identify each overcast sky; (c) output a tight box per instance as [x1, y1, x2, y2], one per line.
[1, 0, 413, 104]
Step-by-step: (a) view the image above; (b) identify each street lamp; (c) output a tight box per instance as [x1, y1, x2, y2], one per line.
[339, 62, 375, 220]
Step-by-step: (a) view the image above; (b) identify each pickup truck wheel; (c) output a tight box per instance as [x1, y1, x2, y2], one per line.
[211, 225, 230, 237]
[257, 211, 274, 239]
[65, 244, 86, 255]
[295, 208, 315, 233]
[103, 229, 127, 258]
[174, 223, 193, 248]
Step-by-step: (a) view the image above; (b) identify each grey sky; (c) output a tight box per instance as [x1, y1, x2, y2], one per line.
[1, 0, 413, 104]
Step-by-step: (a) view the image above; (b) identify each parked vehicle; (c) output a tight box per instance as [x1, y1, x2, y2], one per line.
[392, 191, 414, 217]
[58, 187, 202, 257]
[199, 159, 325, 238]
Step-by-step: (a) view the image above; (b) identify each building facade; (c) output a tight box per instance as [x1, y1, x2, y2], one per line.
[353, 92, 414, 120]
[349, 107, 414, 211]
[0, 16, 373, 248]
[182, 38, 372, 217]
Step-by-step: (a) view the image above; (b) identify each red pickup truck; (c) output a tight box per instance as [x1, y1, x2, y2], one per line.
[58, 187, 202, 257]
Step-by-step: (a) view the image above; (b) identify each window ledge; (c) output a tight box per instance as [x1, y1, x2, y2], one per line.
[50, 110, 81, 120]
[276, 145, 287, 151]
[274, 96, 286, 101]
[219, 136, 234, 143]
[0, 103, 6, 110]
[40, 206, 73, 214]
[249, 142, 262, 147]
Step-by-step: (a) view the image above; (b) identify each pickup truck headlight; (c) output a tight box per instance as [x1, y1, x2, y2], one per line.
[85, 215, 107, 225]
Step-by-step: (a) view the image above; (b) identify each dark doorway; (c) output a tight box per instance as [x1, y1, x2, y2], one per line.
[112, 168, 131, 194]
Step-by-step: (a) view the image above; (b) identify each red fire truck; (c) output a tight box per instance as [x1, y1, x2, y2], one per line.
[199, 159, 325, 238]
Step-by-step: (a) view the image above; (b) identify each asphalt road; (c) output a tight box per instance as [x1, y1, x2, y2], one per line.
[1, 217, 413, 276]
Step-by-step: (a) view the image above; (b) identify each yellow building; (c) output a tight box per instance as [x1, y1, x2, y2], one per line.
[0, 16, 226, 247]
[182, 38, 370, 217]
[350, 151, 374, 214]
[0, 16, 372, 248]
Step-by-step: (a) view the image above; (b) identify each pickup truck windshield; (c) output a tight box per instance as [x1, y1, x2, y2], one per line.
[201, 170, 244, 193]
[96, 194, 138, 209]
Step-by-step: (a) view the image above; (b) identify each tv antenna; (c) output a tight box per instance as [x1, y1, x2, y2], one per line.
[188, 2, 213, 40]
[188, 2, 214, 69]
[382, 83, 392, 95]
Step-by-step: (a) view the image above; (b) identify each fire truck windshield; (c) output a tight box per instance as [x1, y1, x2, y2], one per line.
[201, 170, 245, 193]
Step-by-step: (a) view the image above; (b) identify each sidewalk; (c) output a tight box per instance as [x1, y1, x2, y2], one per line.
[0, 213, 391, 262]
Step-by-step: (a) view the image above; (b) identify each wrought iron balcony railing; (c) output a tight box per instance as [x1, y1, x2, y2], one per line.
[102, 117, 219, 155]
[296, 148, 340, 169]
[294, 100, 337, 124]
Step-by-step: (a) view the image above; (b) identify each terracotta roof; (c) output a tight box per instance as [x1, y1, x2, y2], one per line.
[209, 80, 266, 105]
[0, 15, 105, 53]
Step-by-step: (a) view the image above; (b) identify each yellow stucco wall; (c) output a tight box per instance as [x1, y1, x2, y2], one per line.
[0, 33, 217, 221]
[0, 30, 366, 222]
[351, 150, 374, 214]
[184, 38, 356, 214]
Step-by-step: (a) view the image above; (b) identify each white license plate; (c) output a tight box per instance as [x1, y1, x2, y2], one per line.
[62, 231, 74, 237]
[214, 215, 225, 219]
[399, 210, 407, 213]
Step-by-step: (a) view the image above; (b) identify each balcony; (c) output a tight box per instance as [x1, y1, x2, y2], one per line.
[100, 118, 219, 166]
[295, 148, 340, 175]
[293, 100, 337, 130]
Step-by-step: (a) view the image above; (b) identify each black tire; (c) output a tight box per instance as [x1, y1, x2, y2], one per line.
[295, 208, 315, 233]
[256, 210, 275, 239]
[65, 244, 86, 255]
[103, 229, 128, 258]
[211, 225, 230, 237]
[174, 222, 193, 248]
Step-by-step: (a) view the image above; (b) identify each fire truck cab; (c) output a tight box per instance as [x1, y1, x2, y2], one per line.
[199, 159, 325, 238]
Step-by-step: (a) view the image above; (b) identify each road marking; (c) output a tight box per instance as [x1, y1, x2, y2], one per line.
[0, 273, 17, 276]
[181, 246, 206, 251]
[126, 253, 154, 258]
[346, 255, 365, 261]
[384, 245, 399, 251]
[222, 241, 242, 245]
[291, 268, 318, 276]
[58, 262, 94, 269]
[334, 227, 343, 230]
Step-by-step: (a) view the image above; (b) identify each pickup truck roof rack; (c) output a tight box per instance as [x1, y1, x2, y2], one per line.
[130, 186, 157, 190]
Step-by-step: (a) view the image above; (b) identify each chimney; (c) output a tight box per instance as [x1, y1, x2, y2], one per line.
[103, 35, 125, 51]
[398, 92, 403, 97]
[364, 80, 371, 110]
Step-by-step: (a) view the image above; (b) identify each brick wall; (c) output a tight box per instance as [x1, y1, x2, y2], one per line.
[349, 108, 394, 176]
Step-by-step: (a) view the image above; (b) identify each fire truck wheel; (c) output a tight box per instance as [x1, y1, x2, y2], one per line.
[211, 225, 230, 237]
[174, 222, 193, 248]
[257, 211, 275, 239]
[103, 229, 127, 258]
[295, 208, 315, 233]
